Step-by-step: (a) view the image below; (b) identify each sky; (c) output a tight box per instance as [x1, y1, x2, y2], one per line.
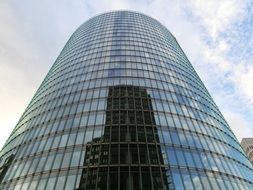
[0, 0, 253, 150]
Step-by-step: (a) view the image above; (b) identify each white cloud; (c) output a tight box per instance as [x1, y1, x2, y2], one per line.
[232, 63, 253, 103]
[173, 0, 253, 142]
[187, 0, 247, 40]
[224, 111, 253, 141]
[0, 0, 88, 149]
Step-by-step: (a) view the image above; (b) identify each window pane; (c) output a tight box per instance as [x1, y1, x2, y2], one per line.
[172, 171, 184, 190]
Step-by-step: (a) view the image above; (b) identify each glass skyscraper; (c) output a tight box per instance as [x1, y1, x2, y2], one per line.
[0, 10, 253, 190]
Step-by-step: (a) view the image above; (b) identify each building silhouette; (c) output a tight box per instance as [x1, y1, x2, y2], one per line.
[0, 10, 253, 189]
[76, 85, 170, 190]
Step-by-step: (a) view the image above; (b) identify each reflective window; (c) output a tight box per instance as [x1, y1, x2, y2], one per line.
[1, 11, 253, 190]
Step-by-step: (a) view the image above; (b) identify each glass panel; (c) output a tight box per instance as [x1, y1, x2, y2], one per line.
[192, 152, 203, 168]
[36, 157, 46, 172]
[52, 153, 63, 169]
[208, 173, 219, 189]
[65, 175, 77, 190]
[172, 171, 184, 190]
[55, 175, 66, 190]
[141, 167, 152, 190]
[62, 152, 72, 168]
[76, 131, 85, 145]
[21, 182, 29, 190]
[139, 145, 148, 164]
[51, 136, 60, 149]
[130, 145, 138, 164]
[29, 180, 38, 190]
[71, 151, 81, 167]
[45, 176, 57, 190]
[60, 134, 69, 147]
[28, 158, 39, 174]
[109, 167, 118, 190]
[182, 172, 194, 190]
[171, 132, 180, 145]
[84, 128, 93, 143]
[97, 167, 108, 189]
[167, 148, 177, 165]
[191, 172, 203, 189]
[67, 133, 76, 146]
[175, 150, 186, 166]
[45, 154, 55, 170]
[184, 151, 195, 167]
[37, 178, 48, 190]
[110, 145, 118, 164]
[120, 167, 129, 190]
[163, 129, 171, 144]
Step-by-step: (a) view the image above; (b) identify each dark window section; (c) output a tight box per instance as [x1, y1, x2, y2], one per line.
[0, 154, 15, 183]
[76, 85, 169, 189]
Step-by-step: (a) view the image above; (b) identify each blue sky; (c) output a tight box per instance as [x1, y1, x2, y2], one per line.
[1, 0, 253, 149]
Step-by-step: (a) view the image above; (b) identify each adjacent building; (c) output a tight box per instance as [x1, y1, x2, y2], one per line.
[241, 138, 253, 165]
[0, 11, 253, 190]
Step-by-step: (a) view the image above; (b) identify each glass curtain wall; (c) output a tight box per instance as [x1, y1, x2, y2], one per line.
[0, 11, 253, 190]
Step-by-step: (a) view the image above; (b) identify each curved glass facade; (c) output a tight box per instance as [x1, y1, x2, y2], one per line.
[0, 11, 253, 190]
